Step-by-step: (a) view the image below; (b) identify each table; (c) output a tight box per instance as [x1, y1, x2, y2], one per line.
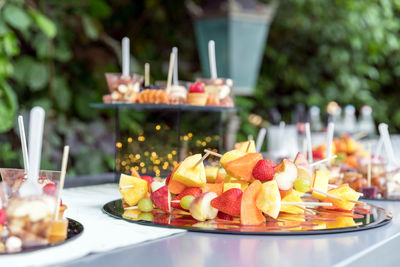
[58, 197, 399, 267]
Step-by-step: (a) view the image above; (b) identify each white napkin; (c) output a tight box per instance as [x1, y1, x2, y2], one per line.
[0, 183, 185, 266]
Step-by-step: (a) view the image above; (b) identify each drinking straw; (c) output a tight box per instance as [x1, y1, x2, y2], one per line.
[144, 63, 150, 87]
[305, 122, 313, 163]
[208, 40, 217, 79]
[18, 115, 29, 173]
[166, 52, 175, 93]
[255, 128, 267, 153]
[54, 146, 70, 220]
[121, 37, 130, 78]
[326, 122, 335, 166]
[172, 47, 178, 86]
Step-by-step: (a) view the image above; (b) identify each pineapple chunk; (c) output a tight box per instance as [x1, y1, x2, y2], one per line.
[223, 183, 242, 192]
[205, 166, 219, 183]
[220, 149, 246, 168]
[256, 180, 281, 219]
[172, 154, 206, 187]
[281, 190, 304, 214]
[119, 174, 148, 206]
[230, 179, 249, 191]
[327, 184, 360, 210]
[312, 170, 329, 201]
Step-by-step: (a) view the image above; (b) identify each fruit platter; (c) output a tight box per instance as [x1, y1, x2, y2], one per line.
[103, 141, 392, 235]
[311, 132, 400, 200]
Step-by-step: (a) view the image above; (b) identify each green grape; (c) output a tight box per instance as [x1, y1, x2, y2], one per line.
[138, 198, 154, 212]
[137, 212, 154, 221]
[294, 177, 311, 193]
[180, 195, 195, 210]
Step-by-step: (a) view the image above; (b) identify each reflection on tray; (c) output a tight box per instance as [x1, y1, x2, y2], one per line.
[104, 199, 391, 235]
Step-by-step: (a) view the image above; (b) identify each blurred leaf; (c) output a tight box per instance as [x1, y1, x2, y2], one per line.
[0, 79, 18, 133]
[82, 15, 98, 40]
[2, 5, 31, 32]
[53, 76, 71, 111]
[27, 62, 48, 90]
[29, 8, 57, 38]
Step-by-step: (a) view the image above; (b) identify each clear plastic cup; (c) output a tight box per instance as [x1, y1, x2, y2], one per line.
[104, 73, 143, 103]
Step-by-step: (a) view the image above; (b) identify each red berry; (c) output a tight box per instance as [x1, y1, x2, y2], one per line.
[189, 82, 205, 93]
[252, 159, 276, 182]
[165, 174, 172, 185]
[43, 183, 57, 195]
[312, 150, 323, 160]
[211, 188, 242, 216]
[171, 187, 202, 210]
[0, 208, 6, 225]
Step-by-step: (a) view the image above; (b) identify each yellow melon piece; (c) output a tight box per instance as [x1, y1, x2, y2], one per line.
[225, 153, 263, 182]
[220, 149, 246, 168]
[312, 170, 329, 201]
[256, 180, 281, 219]
[327, 184, 360, 211]
[223, 183, 242, 192]
[280, 190, 304, 214]
[326, 216, 356, 229]
[119, 174, 148, 206]
[172, 154, 206, 187]
[205, 166, 219, 183]
[236, 140, 256, 153]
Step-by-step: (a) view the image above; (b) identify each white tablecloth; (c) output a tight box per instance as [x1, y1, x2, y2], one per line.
[0, 183, 185, 266]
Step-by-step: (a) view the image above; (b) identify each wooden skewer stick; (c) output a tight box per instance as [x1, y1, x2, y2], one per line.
[54, 146, 70, 220]
[170, 200, 180, 204]
[309, 155, 337, 167]
[194, 151, 210, 168]
[281, 202, 332, 207]
[311, 188, 343, 201]
[204, 149, 222, 158]
[297, 206, 316, 215]
[121, 185, 134, 189]
[328, 184, 338, 189]
[349, 200, 367, 205]
[144, 63, 150, 87]
[124, 206, 139, 210]
[353, 131, 367, 141]
[246, 141, 252, 153]
[367, 143, 372, 187]
[165, 52, 175, 94]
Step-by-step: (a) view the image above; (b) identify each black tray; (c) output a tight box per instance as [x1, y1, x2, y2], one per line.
[1, 218, 84, 255]
[102, 199, 392, 235]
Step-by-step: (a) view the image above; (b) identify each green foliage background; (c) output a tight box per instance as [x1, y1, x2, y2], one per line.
[1, 0, 400, 174]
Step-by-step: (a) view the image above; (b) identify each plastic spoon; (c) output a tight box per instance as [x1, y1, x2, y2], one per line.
[378, 123, 398, 169]
[121, 37, 130, 79]
[18, 115, 29, 174]
[172, 47, 178, 86]
[208, 40, 217, 79]
[19, 107, 45, 197]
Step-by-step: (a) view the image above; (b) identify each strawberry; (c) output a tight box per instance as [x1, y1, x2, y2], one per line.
[171, 187, 202, 210]
[217, 211, 233, 221]
[0, 208, 5, 225]
[252, 159, 276, 182]
[141, 175, 154, 190]
[312, 150, 323, 160]
[189, 82, 205, 93]
[211, 188, 242, 216]
[43, 183, 57, 195]
[151, 185, 171, 212]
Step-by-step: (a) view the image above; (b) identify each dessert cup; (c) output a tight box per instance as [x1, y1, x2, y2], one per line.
[7, 195, 56, 248]
[104, 73, 143, 103]
[187, 93, 208, 106]
[49, 217, 68, 244]
[195, 78, 234, 107]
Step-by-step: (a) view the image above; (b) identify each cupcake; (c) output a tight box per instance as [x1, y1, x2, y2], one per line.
[187, 82, 208, 106]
